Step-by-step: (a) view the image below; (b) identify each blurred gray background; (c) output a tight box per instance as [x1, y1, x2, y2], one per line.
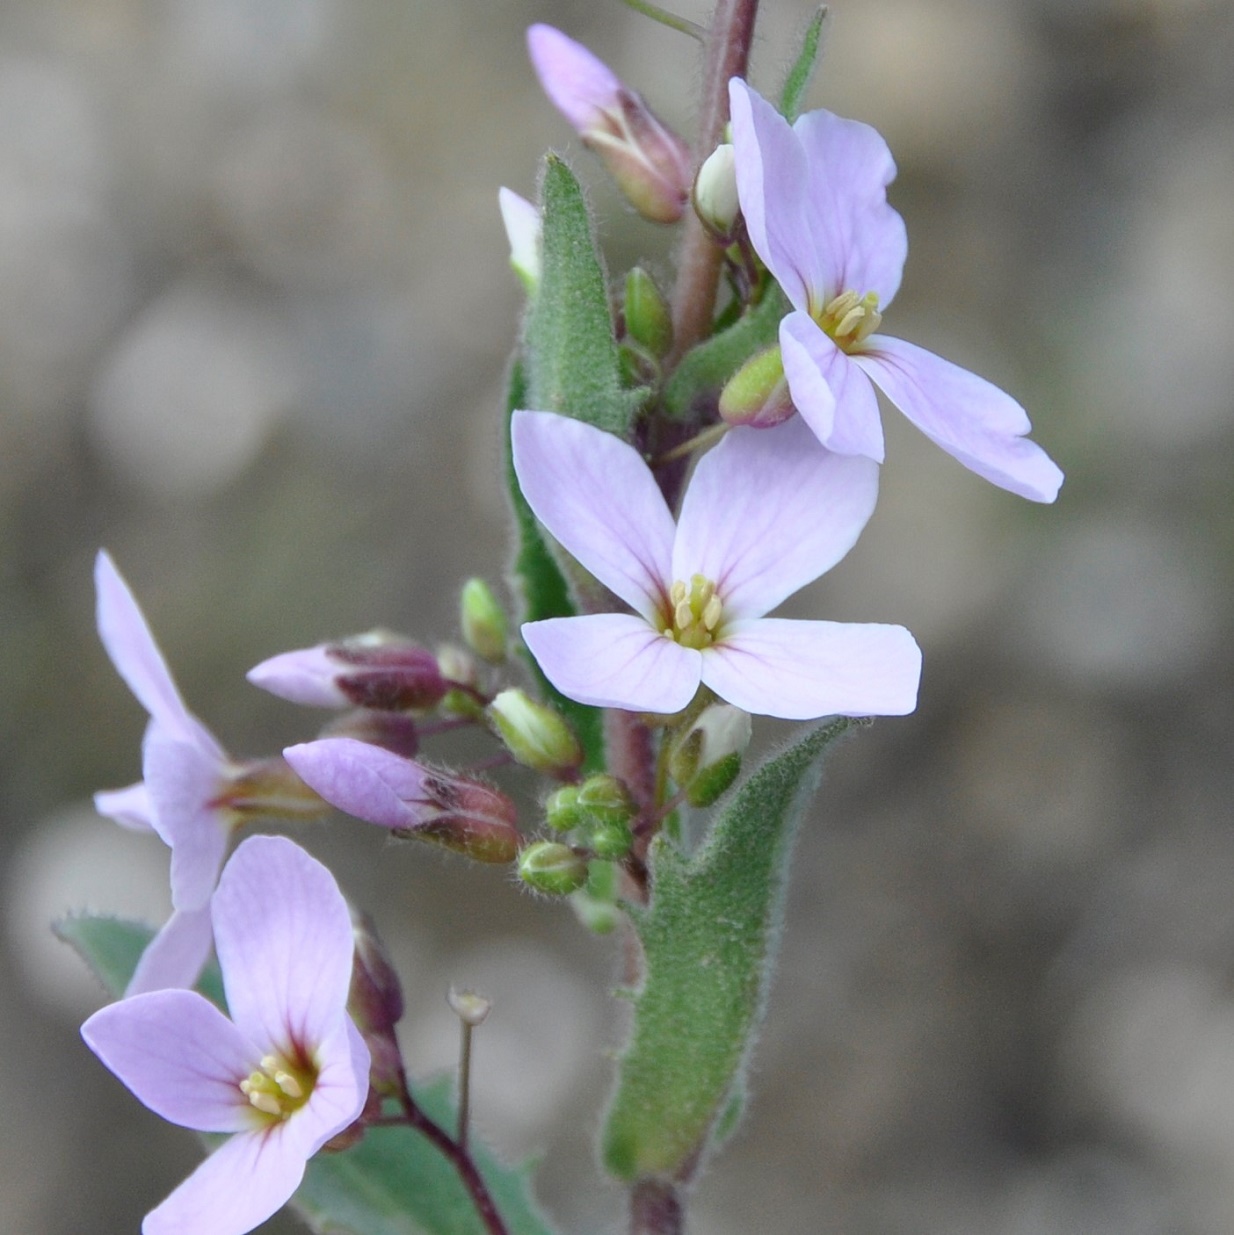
[3, 0, 1233, 1231]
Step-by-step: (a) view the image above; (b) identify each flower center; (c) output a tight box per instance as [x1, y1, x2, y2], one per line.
[662, 575, 724, 650]
[813, 289, 882, 352]
[240, 1053, 316, 1122]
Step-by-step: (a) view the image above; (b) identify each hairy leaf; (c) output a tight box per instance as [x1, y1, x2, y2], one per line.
[780, 7, 829, 124]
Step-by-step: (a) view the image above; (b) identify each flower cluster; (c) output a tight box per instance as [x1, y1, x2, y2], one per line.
[71, 13, 1062, 1235]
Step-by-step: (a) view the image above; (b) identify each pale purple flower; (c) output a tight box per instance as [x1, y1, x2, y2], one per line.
[82, 835, 371, 1235]
[284, 738, 520, 864]
[511, 410, 922, 720]
[728, 79, 1063, 503]
[527, 23, 692, 224]
[94, 550, 233, 995]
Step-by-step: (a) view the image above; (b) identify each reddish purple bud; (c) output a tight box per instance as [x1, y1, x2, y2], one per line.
[349, 909, 406, 1093]
[285, 738, 520, 864]
[323, 710, 421, 759]
[528, 24, 692, 224]
[248, 633, 448, 712]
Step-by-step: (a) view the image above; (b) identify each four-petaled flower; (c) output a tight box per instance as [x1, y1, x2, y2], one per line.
[82, 835, 371, 1235]
[512, 410, 922, 719]
[728, 79, 1063, 503]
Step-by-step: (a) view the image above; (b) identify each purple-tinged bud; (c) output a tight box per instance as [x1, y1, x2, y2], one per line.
[349, 909, 405, 1093]
[488, 688, 583, 778]
[213, 755, 328, 820]
[527, 24, 692, 224]
[323, 709, 421, 759]
[669, 702, 752, 807]
[518, 841, 589, 896]
[693, 143, 740, 240]
[248, 632, 448, 712]
[498, 187, 541, 294]
[718, 344, 797, 428]
[460, 578, 508, 664]
[624, 267, 673, 360]
[284, 738, 520, 864]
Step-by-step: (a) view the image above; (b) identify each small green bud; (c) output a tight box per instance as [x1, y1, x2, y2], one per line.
[570, 890, 621, 934]
[545, 784, 583, 832]
[624, 267, 673, 359]
[589, 820, 634, 860]
[670, 703, 752, 807]
[575, 774, 637, 828]
[518, 841, 589, 895]
[488, 688, 583, 777]
[693, 143, 740, 239]
[460, 578, 507, 663]
[718, 345, 796, 429]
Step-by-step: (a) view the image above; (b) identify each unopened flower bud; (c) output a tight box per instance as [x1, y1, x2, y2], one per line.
[284, 738, 520, 864]
[669, 703, 752, 807]
[718, 345, 797, 429]
[447, 986, 492, 1028]
[575, 774, 637, 828]
[248, 632, 448, 712]
[488, 688, 583, 778]
[323, 710, 421, 759]
[460, 578, 507, 664]
[624, 267, 673, 359]
[349, 910, 405, 1092]
[544, 784, 582, 832]
[518, 841, 589, 895]
[498, 187, 541, 294]
[694, 143, 740, 239]
[589, 820, 633, 860]
[436, 644, 486, 719]
[528, 24, 692, 224]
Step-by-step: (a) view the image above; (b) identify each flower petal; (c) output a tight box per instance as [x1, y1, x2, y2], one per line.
[702, 619, 922, 719]
[521, 614, 701, 714]
[82, 989, 258, 1132]
[511, 411, 674, 617]
[728, 79, 815, 312]
[527, 23, 622, 133]
[792, 105, 907, 307]
[283, 737, 429, 830]
[674, 416, 881, 620]
[212, 836, 355, 1059]
[94, 781, 157, 833]
[95, 551, 223, 754]
[246, 646, 349, 707]
[142, 1124, 307, 1235]
[143, 726, 229, 911]
[127, 905, 216, 996]
[856, 335, 1064, 502]
[294, 1017, 370, 1157]
[780, 312, 885, 460]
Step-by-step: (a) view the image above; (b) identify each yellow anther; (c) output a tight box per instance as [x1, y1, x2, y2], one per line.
[274, 1071, 304, 1099]
[675, 599, 693, 628]
[815, 289, 882, 351]
[248, 1090, 283, 1117]
[661, 575, 726, 650]
[239, 1054, 315, 1122]
[702, 594, 722, 631]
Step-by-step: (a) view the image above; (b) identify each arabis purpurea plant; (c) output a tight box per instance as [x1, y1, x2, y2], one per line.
[64, 7, 1061, 1235]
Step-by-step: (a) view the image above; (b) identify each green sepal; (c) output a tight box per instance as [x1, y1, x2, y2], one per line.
[601, 718, 855, 1181]
[504, 357, 605, 772]
[661, 283, 789, 420]
[59, 915, 560, 1235]
[524, 154, 647, 435]
[780, 6, 829, 124]
[55, 914, 226, 1009]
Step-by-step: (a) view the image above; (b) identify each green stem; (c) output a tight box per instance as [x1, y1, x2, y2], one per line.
[621, 0, 705, 39]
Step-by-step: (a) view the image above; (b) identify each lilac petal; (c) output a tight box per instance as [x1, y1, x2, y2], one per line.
[284, 737, 429, 830]
[792, 106, 907, 308]
[246, 646, 348, 708]
[212, 836, 355, 1060]
[522, 614, 702, 714]
[127, 904, 216, 996]
[856, 336, 1064, 502]
[674, 417, 880, 620]
[511, 411, 674, 618]
[143, 727, 229, 911]
[527, 24, 621, 133]
[82, 989, 258, 1132]
[728, 79, 815, 312]
[780, 312, 885, 460]
[95, 551, 222, 754]
[94, 781, 157, 833]
[143, 1125, 307, 1235]
[702, 619, 922, 719]
[295, 1017, 370, 1157]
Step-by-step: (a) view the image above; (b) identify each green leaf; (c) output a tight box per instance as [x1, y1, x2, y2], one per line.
[58, 915, 560, 1235]
[294, 1077, 559, 1235]
[55, 914, 226, 1008]
[524, 154, 645, 435]
[779, 6, 829, 124]
[661, 284, 789, 421]
[601, 718, 855, 1181]
[504, 357, 606, 773]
